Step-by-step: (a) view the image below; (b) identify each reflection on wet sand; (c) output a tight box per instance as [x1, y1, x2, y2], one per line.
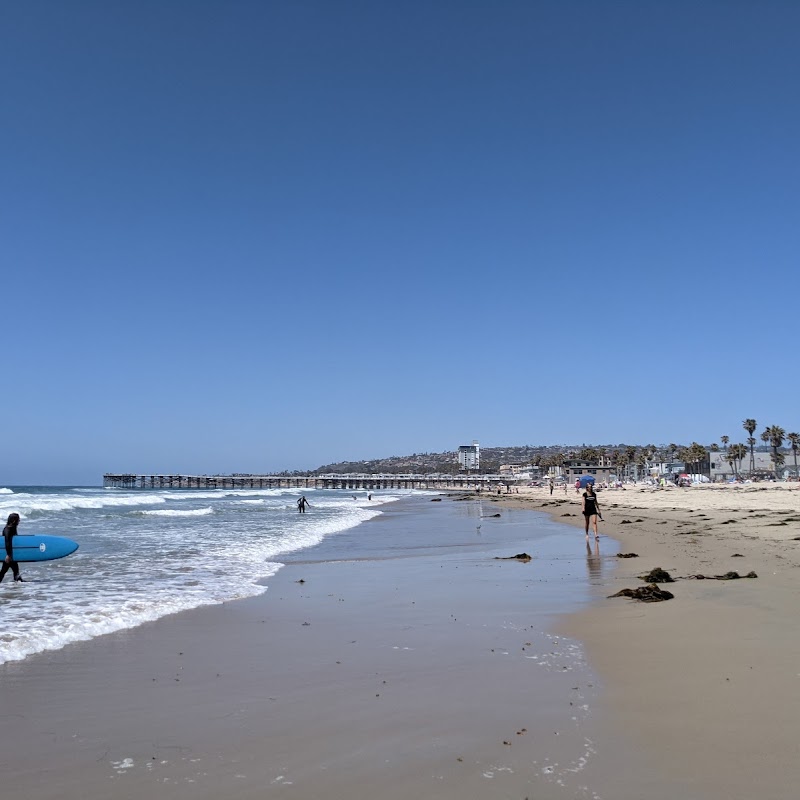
[586, 538, 603, 582]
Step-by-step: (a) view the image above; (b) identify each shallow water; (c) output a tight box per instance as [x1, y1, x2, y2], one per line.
[0, 485, 416, 664]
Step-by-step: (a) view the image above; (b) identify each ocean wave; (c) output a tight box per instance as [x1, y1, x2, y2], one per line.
[137, 508, 214, 517]
[0, 492, 172, 517]
[0, 488, 13, 494]
[0, 563, 282, 665]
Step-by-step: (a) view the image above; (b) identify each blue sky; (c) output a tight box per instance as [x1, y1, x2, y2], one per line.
[3, 1, 799, 484]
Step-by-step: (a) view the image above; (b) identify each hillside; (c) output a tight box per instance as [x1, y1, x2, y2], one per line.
[311, 445, 608, 475]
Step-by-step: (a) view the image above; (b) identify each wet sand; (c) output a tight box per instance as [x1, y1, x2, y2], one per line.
[1, 496, 611, 800]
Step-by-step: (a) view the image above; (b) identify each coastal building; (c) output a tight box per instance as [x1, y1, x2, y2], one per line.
[710, 450, 789, 481]
[652, 460, 686, 479]
[457, 441, 480, 471]
[562, 458, 616, 483]
[498, 464, 541, 480]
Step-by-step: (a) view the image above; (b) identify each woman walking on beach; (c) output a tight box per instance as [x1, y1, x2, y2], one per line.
[581, 484, 602, 541]
[0, 513, 23, 582]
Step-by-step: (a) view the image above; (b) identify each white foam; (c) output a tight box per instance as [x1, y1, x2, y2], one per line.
[0, 563, 282, 664]
[0, 487, 404, 665]
[138, 508, 214, 517]
[0, 488, 13, 494]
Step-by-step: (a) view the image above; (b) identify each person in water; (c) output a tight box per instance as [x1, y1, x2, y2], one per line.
[297, 496, 310, 514]
[581, 483, 602, 540]
[0, 512, 23, 582]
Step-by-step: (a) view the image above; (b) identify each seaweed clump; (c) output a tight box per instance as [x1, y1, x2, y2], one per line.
[608, 584, 674, 602]
[639, 567, 674, 583]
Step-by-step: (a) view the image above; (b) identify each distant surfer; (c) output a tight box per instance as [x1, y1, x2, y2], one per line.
[0, 513, 23, 583]
[297, 496, 310, 514]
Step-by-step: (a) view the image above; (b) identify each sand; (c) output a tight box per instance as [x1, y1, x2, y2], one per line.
[493, 482, 800, 799]
[3, 484, 799, 799]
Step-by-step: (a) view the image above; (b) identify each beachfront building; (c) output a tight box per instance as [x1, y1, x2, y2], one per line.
[457, 441, 480, 471]
[562, 458, 616, 483]
[710, 450, 782, 481]
[498, 464, 541, 481]
[652, 460, 686, 480]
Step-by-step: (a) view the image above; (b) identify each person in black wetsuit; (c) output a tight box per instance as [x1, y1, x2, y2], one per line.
[581, 484, 602, 541]
[0, 512, 23, 582]
[297, 496, 310, 514]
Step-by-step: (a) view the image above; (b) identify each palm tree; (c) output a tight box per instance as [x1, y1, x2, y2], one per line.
[786, 432, 799, 479]
[724, 446, 740, 478]
[719, 436, 729, 477]
[746, 438, 756, 473]
[734, 443, 749, 478]
[681, 442, 707, 481]
[743, 419, 757, 474]
[696, 442, 710, 480]
[766, 426, 786, 478]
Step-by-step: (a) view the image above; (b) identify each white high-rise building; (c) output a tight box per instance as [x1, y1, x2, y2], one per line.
[458, 440, 480, 471]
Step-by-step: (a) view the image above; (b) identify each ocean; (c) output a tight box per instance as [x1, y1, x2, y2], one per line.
[0, 485, 420, 665]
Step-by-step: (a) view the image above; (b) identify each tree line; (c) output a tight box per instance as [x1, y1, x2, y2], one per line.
[302, 420, 798, 478]
[717, 420, 798, 479]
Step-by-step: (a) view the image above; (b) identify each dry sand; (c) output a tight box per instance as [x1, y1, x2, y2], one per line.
[492, 482, 800, 799]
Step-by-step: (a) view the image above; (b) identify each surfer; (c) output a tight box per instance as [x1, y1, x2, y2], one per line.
[0, 512, 23, 583]
[297, 496, 310, 514]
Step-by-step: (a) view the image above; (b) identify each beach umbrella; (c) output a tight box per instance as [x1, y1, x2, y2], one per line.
[578, 475, 595, 487]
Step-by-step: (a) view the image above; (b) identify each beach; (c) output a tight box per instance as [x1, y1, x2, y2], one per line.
[2, 495, 607, 800]
[2, 485, 799, 798]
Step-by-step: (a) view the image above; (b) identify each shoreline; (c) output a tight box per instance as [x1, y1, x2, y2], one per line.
[2, 494, 611, 800]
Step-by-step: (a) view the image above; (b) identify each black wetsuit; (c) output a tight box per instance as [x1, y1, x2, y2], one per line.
[0, 524, 21, 582]
[582, 491, 599, 517]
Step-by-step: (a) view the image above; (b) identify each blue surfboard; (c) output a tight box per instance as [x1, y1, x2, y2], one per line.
[7, 535, 79, 563]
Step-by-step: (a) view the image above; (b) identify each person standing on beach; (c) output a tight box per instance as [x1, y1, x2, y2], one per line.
[297, 496, 310, 514]
[0, 513, 23, 582]
[581, 484, 602, 540]
[549, 478, 554, 495]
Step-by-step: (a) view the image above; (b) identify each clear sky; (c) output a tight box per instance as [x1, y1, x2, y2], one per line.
[3, 1, 799, 484]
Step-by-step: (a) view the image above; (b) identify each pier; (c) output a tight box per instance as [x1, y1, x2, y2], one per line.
[102, 473, 524, 491]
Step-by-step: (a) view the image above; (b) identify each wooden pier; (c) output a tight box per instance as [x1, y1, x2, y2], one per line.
[102, 473, 521, 491]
